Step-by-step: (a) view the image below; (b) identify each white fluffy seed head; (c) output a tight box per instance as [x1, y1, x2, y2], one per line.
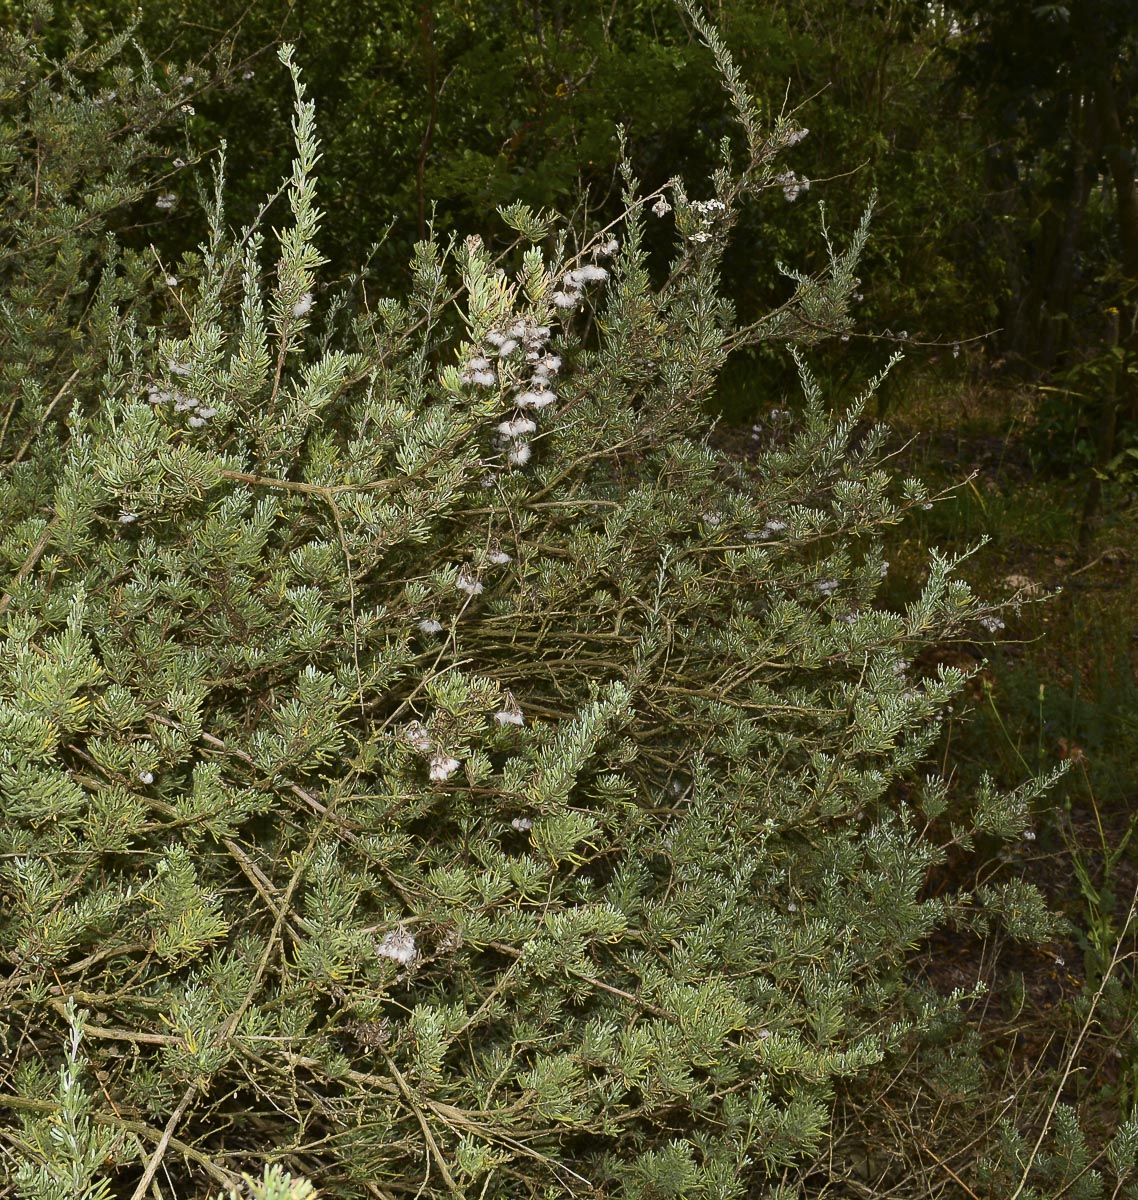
[497, 417, 536, 438]
[515, 389, 556, 410]
[429, 752, 461, 782]
[456, 564, 484, 595]
[402, 720, 432, 752]
[376, 928, 418, 965]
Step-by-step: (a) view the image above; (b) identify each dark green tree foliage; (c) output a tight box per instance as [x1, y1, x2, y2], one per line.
[948, 0, 1138, 373]
[1, 12, 1067, 1200]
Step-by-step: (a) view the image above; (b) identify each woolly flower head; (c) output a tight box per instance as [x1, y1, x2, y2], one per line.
[595, 236, 619, 257]
[815, 579, 839, 597]
[138, 771, 154, 784]
[402, 720, 432, 752]
[429, 752, 461, 782]
[119, 511, 139, 524]
[497, 416, 536, 439]
[168, 360, 191, 377]
[652, 196, 672, 217]
[292, 293, 314, 318]
[507, 442, 532, 467]
[165, 274, 179, 288]
[485, 538, 512, 566]
[774, 170, 811, 202]
[564, 264, 607, 289]
[511, 816, 533, 832]
[469, 370, 497, 388]
[456, 564, 484, 595]
[376, 929, 418, 966]
[515, 387, 556, 410]
[786, 126, 810, 146]
[552, 290, 579, 310]
[155, 193, 177, 210]
[418, 618, 443, 634]
[494, 690, 525, 725]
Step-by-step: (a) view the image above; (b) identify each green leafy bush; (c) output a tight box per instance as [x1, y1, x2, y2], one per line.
[0, 14, 1065, 1200]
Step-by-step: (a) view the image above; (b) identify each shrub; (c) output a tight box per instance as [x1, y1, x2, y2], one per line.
[0, 11, 1059, 1199]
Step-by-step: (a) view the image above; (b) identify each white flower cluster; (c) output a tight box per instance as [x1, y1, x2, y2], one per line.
[475, 318, 566, 470]
[402, 720, 432, 752]
[511, 816, 533, 832]
[687, 197, 727, 245]
[552, 263, 607, 310]
[814, 578, 839, 597]
[691, 198, 727, 219]
[485, 538, 512, 566]
[461, 354, 496, 388]
[774, 171, 810, 202]
[400, 719, 462, 784]
[785, 126, 810, 147]
[430, 752, 461, 781]
[292, 293, 314, 318]
[493, 689, 524, 726]
[375, 928, 418, 966]
[144, 378, 218, 427]
[652, 196, 672, 217]
[455, 563, 484, 596]
[155, 193, 177, 210]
